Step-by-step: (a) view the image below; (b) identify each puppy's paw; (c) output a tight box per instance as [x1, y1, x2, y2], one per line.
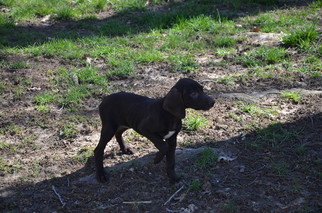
[96, 171, 110, 183]
[122, 148, 134, 155]
[154, 151, 165, 164]
[169, 175, 181, 185]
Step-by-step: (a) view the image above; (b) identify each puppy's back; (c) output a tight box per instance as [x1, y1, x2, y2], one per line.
[99, 92, 155, 124]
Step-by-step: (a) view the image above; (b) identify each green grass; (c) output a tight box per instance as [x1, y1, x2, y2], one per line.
[0, 141, 10, 150]
[98, 19, 133, 36]
[49, 66, 107, 110]
[241, 1, 320, 33]
[241, 103, 278, 117]
[183, 110, 208, 131]
[240, 46, 287, 67]
[168, 54, 199, 72]
[0, 158, 22, 174]
[0, 0, 154, 21]
[26, 39, 84, 59]
[0, 61, 30, 69]
[72, 147, 94, 163]
[2, 0, 318, 82]
[280, 91, 302, 103]
[187, 180, 203, 191]
[216, 48, 237, 57]
[34, 92, 57, 111]
[252, 122, 298, 148]
[228, 112, 242, 122]
[296, 55, 322, 77]
[34, 92, 56, 105]
[135, 49, 165, 63]
[0, 124, 23, 136]
[59, 122, 78, 139]
[215, 76, 236, 85]
[59, 85, 92, 109]
[247, 67, 274, 78]
[107, 57, 135, 76]
[213, 36, 237, 47]
[271, 162, 289, 175]
[223, 201, 237, 213]
[294, 145, 308, 156]
[196, 147, 218, 168]
[283, 25, 319, 49]
[0, 82, 5, 94]
[55, 7, 76, 20]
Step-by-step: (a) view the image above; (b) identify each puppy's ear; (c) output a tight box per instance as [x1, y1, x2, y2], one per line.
[163, 87, 186, 119]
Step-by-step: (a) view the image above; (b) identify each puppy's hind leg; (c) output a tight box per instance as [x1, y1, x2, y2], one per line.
[115, 127, 134, 155]
[94, 124, 116, 183]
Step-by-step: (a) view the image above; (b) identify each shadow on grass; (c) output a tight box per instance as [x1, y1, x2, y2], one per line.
[0, 0, 318, 47]
[1, 113, 321, 212]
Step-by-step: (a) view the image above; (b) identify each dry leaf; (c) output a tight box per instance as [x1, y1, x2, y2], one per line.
[251, 27, 261, 32]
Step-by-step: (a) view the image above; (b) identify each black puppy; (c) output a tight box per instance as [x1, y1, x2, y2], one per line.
[94, 78, 215, 184]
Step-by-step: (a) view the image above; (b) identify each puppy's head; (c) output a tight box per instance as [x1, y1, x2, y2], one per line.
[163, 78, 215, 118]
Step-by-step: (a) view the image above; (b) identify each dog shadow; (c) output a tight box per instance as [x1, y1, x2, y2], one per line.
[1, 113, 321, 212]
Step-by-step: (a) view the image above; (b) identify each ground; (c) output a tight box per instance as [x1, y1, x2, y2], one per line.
[0, 0, 322, 212]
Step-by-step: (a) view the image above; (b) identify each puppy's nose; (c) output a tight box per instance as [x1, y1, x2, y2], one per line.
[208, 96, 216, 107]
[210, 99, 216, 106]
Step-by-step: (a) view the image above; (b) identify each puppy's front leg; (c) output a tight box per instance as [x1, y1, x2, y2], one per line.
[140, 131, 169, 163]
[143, 131, 180, 184]
[166, 136, 181, 184]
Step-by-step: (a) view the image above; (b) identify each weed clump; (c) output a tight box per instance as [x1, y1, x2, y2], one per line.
[183, 110, 208, 131]
[280, 91, 302, 103]
[283, 26, 319, 49]
[196, 147, 218, 168]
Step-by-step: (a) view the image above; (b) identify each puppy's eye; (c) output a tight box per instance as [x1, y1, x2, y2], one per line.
[190, 92, 199, 98]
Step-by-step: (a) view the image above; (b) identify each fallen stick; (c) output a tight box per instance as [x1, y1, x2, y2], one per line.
[164, 185, 185, 205]
[166, 208, 180, 213]
[67, 177, 70, 187]
[123, 201, 152, 204]
[52, 185, 66, 207]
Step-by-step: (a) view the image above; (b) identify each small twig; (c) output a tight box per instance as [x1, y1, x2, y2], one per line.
[247, 177, 258, 186]
[166, 208, 180, 213]
[164, 185, 185, 206]
[123, 201, 152, 204]
[249, 165, 267, 174]
[217, 8, 222, 24]
[309, 114, 314, 126]
[67, 178, 70, 187]
[52, 185, 66, 207]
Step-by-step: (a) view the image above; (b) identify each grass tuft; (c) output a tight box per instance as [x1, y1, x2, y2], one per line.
[183, 110, 208, 131]
[240, 46, 287, 67]
[196, 147, 218, 168]
[59, 122, 77, 139]
[55, 7, 76, 20]
[241, 103, 277, 117]
[283, 26, 319, 49]
[254, 122, 298, 148]
[34, 92, 56, 105]
[187, 180, 203, 191]
[72, 147, 94, 163]
[280, 91, 302, 103]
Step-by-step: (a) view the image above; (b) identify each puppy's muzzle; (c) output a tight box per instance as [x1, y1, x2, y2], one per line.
[203, 95, 216, 110]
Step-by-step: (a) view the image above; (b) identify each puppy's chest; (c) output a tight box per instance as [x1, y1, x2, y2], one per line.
[146, 115, 180, 141]
[163, 130, 176, 140]
[161, 120, 180, 140]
